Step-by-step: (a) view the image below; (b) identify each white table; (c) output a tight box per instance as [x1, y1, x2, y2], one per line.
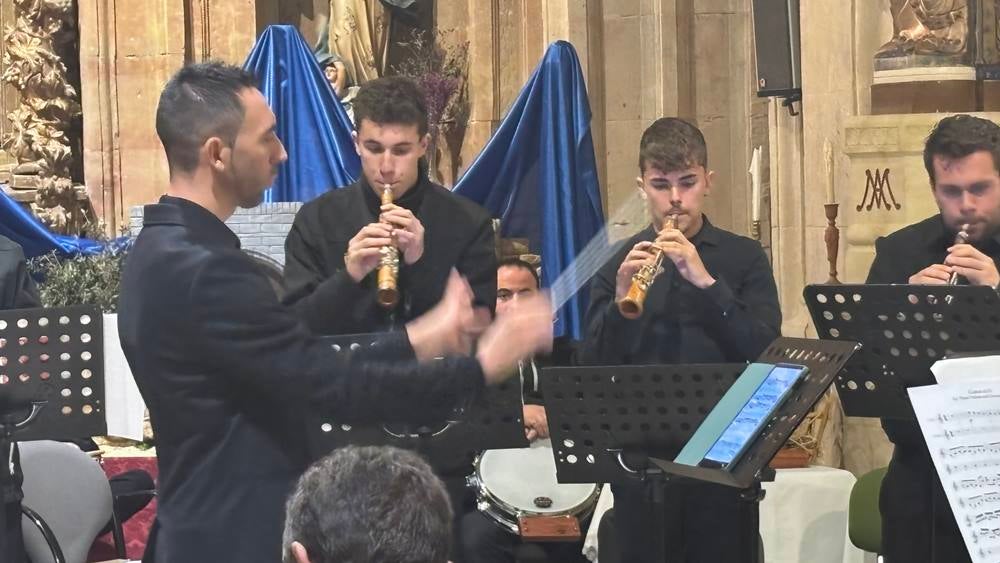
[584, 466, 868, 563]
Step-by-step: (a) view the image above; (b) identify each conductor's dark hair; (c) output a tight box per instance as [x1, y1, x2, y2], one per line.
[282, 445, 452, 563]
[638, 117, 708, 173]
[924, 114, 1000, 186]
[155, 61, 258, 176]
[352, 76, 429, 137]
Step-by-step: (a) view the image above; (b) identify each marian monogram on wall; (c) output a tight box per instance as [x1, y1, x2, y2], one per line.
[857, 169, 902, 212]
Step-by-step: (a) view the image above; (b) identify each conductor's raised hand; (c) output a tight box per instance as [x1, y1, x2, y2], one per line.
[476, 293, 554, 385]
[405, 270, 489, 361]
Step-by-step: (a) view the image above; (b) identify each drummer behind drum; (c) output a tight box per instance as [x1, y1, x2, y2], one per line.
[459, 258, 589, 563]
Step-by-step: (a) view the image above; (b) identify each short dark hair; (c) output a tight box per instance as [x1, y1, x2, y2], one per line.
[282, 446, 452, 563]
[352, 76, 429, 137]
[155, 62, 258, 176]
[638, 117, 708, 173]
[498, 257, 540, 288]
[924, 115, 1000, 185]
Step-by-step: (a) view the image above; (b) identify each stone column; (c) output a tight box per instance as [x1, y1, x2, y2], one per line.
[79, 0, 267, 233]
[78, 0, 185, 233]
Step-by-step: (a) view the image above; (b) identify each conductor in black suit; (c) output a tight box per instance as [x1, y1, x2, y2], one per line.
[117, 62, 554, 563]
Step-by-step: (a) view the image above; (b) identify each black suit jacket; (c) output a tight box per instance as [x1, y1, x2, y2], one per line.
[118, 196, 485, 563]
[0, 235, 39, 311]
[282, 173, 497, 334]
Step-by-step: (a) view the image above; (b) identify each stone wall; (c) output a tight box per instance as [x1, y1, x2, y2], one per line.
[78, 0, 318, 235]
[129, 202, 302, 266]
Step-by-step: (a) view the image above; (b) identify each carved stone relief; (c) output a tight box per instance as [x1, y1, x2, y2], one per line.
[1, 0, 90, 234]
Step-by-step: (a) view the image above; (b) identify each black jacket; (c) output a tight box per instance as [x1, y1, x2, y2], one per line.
[0, 236, 39, 311]
[118, 196, 485, 563]
[0, 235, 38, 506]
[282, 173, 497, 334]
[580, 218, 781, 366]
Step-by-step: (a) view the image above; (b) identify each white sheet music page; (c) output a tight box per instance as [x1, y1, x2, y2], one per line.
[910, 383, 1000, 563]
[932, 356, 1000, 385]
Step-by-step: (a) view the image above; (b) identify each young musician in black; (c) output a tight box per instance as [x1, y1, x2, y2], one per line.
[866, 114, 1000, 563]
[580, 118, 781, 563]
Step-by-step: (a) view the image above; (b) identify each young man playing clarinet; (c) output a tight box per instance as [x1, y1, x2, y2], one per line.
[580, 117, 781, 563]
[282, 76, 496, 335]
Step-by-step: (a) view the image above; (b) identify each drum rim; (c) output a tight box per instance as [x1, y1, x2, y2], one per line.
[471, 449, 602, 530]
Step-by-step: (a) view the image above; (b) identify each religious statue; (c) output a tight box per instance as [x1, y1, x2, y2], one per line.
[874, 0, 972, 70]
[314, 23, 360, 122]
[2, 0, 92, 234]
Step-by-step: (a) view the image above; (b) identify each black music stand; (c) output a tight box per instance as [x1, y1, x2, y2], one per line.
[541, 337, 859, 563]
[805, 284, 1000, 419]
[806, 284, 1000, 563]
[304, 333, 528, 469]
[0, 305, 106, 562]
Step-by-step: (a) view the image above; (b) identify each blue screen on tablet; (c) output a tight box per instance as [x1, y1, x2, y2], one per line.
[703, 364, 807, 465]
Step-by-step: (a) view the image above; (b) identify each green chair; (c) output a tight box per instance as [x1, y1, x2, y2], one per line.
[848, 466, 888, 556]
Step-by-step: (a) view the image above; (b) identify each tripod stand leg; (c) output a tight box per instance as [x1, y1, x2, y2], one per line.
[739, 482, 765, 563]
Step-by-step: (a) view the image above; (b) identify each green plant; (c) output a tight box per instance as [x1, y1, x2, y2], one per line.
[28, 237, 132, 314]
[389, 28, 470, 181]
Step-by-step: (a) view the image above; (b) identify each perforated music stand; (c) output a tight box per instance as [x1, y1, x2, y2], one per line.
[805, 284, 1000, 419]
[541, 337, 859, 488]
[541, 337, 858, 563]
[649, 338, 859, 488]
[0, 305, 106, 561]
[304, 333, 528, 468]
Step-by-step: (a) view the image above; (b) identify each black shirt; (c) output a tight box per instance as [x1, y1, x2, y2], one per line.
[282, 171, 497, 334]
[579, 218, 781, 366]
[118, 195, 485, 563]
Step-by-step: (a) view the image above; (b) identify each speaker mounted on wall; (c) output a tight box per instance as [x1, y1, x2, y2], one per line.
[751, 0, 802, 113]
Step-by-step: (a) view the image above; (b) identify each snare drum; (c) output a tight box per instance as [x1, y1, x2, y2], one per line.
[467, 440, 600, 535]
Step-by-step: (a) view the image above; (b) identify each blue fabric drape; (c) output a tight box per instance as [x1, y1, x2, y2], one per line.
[453, 41, 606, 340]
[0, 190, 105, 258]
[244, 25, 361, 202]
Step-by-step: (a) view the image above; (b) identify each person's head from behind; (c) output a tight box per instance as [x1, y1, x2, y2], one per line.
[637, 117, 713, 237]
[282, 445, 452, 563]
[924, 115, 1000, 242]
[155, 62, 287, 210]
[351, 76, 429, 197]
[496, 258, 540, 317]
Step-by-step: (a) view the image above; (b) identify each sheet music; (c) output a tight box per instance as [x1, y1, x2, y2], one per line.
[932, 356, 1000, 385]
[910, 383, 1000, 562]
[103, 313, 147, 441]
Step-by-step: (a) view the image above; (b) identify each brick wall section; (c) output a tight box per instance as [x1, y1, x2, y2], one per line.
[129, 202, 303, 266]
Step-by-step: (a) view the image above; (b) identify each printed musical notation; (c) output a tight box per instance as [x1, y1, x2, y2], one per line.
[911, 383, 1000, 563]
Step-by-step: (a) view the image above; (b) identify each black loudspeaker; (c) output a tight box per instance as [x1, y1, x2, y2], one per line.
[751, 0, 801, 99]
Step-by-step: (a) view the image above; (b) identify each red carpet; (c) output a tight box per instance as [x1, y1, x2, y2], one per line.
[87, 456, 158, 562]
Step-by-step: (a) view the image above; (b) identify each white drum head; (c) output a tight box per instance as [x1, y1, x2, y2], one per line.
[478, 442, 597, 515]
